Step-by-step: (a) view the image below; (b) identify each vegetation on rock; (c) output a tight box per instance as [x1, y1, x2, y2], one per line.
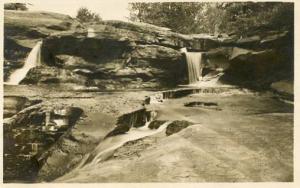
[76, 7, 102, 23]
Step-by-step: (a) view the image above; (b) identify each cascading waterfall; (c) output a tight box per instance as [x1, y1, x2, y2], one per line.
[180, 48, 226, 87]
[64, 120, 172, 175]
[181, 48, 203, 84]
[5, 41, 42, 85]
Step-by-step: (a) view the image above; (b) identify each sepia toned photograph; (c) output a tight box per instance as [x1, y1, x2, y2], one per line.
[2, 0, 294, 184]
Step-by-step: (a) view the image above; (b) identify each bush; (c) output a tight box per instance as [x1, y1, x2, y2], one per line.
[4, 3, 28, 11]
[76, 7, 102, 23]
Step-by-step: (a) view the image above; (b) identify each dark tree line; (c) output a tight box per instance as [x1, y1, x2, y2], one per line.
[129, 2, 294, 35]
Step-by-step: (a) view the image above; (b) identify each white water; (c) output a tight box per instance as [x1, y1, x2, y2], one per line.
[184, 51, 203, 84]
[87, 28, 96, 38]
[5, 41, 42, 85]
[65, 121, 172, 174]
[180, 48, 230, 88]
[188, 72, 231, 87]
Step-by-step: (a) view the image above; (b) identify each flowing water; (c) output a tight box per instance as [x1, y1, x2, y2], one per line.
[6, 41, 42, 85]
[182, 48, 228, 87]
[185, 52, 203, 84]
[84, 121, 171, 167]
[87, 28, 96, 38]
[58, 121, 172, 180]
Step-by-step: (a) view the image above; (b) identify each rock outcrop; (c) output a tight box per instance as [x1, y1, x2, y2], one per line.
[4, 10, 293, 93]
[4, 10, 84, 81]
[4, 10, 234, 89]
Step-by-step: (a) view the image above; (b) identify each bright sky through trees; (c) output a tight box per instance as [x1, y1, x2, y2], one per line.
[4, 0, 130, 21]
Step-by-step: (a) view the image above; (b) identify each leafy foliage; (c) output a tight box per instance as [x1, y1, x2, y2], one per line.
[76, 7, 102, 23]
[129, 2, 294, 35]
[218, 2, 294, 35]
[4, 3, 28, 11]
[129, 2, 205, 34]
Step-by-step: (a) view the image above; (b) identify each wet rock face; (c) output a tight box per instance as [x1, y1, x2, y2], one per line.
[165, 120, 194, 136]
[3, 100, 83, 182]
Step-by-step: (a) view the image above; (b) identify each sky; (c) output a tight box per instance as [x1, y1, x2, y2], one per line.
[4, 0, 131, 21]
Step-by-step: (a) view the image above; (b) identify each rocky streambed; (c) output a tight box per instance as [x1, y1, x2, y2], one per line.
[3, 83, 293, 182]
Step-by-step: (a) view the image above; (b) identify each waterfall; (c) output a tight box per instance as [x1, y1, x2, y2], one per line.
[6, 41, 42, 85]
[185, 52, 203, 84]
[87, 28, 95, 38]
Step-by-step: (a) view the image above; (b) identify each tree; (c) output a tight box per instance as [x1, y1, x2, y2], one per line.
[76, 7, 102, 23]
[217, 2, 294, 35]
[129, 2, 205, 34]
[129, 2, 294, 35]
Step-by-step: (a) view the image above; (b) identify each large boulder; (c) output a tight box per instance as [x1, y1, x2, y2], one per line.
[222, 47, 292, 89]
